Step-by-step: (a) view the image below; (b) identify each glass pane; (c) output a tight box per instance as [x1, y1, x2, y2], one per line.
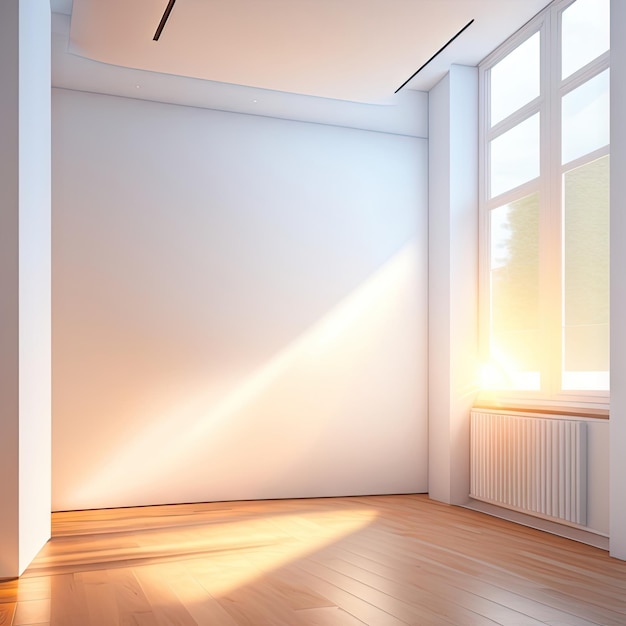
[490, 194, 541, 390]
[490, 114, 540, 198]
[491, 32, 540, 126]
[562, 0, 610, 80]
[562, 70, 609, 164]
[562, 155, 609, 391]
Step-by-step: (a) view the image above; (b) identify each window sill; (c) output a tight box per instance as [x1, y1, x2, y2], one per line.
[473, 402, 609, 420]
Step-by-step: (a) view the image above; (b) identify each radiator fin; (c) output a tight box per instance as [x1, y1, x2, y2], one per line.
[470, 410, 587, 525]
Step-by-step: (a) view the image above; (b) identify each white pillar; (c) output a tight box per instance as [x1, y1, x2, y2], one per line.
[0, 0, 51, 578]
[610, 0, 626, 561]
[428, 65, 479, 504]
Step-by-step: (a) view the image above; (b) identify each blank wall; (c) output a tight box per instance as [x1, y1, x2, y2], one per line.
[51, 89, 429, 510]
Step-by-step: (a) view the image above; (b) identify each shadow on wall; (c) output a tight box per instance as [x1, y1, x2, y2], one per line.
[53, 241, 425, 510]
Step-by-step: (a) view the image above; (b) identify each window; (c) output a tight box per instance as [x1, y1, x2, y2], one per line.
[479, 0, 610, 404]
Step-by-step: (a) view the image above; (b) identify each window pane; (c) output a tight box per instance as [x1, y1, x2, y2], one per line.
[562, 156, 609, 391]
[562, 70, 609, 164]
[491, 32, 540, 126]
[490, 114, 540, 198]
[490, 194, 541, 390]
[562, 0, 610, 80]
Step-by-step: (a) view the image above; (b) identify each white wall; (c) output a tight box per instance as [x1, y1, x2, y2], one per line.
[18, 0, 52, 575]
[428, 72, 452, 501]
[0, 0, 21, 578]
[0, 0, 51, 578]
[51, 89, 429, 511]
[428, 65, 479, 505]
[610, 0, 626, 560]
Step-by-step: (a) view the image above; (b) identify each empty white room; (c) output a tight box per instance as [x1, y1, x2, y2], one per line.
[1, 0, 625, 623]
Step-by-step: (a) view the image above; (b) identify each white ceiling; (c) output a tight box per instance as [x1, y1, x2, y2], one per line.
[54, 0, 553, 104]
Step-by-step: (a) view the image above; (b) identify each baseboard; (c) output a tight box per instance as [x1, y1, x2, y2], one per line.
[462, 498, 609, 550]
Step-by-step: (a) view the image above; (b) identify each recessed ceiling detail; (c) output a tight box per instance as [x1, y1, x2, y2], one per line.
[395, 18, 474, 93]
[153, 0, 177, 41]
[67, 0, 553, 103]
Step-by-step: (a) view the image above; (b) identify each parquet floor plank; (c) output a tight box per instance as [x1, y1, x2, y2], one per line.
[326, 546, 600, 626]
[0, 603, 15, 626]
[132, 564, 197, 626]
[48, 573, 88, 626]
[293, 606, 367, 626]
[12, 599, 50, 626]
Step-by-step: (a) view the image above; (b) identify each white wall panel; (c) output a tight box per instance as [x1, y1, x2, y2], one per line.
[0, 0, 51, 579]
[51, 89, 429, 510]
[610, 0, 626, 560]
[428, 65, 479, 505]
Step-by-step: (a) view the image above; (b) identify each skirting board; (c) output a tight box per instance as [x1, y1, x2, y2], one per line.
[463, 498, 609, 551]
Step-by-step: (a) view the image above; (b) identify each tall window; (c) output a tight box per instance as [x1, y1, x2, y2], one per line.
[479, 0, 610, 404]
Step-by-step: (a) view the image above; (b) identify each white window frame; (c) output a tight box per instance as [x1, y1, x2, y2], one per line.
[478, 0, 610, 408]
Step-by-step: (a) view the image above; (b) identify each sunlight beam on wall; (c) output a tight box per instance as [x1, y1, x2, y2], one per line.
[68, 241, 422, 508]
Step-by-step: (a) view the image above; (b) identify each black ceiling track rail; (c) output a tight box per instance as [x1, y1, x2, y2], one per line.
[395, 18, 475, 93]
[153, 0, 178, 41]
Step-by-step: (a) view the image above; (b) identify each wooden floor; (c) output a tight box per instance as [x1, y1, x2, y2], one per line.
[1, 495, 625, 625]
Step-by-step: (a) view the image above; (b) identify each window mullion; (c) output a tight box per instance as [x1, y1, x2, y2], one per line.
[478, 61, 492, 369]
[536, 9, 559, 400]
[547, 3, 564, 399]
[488, 98, 543, 141]
[560, 50, 610, 96]
[561, 145, 610, 174]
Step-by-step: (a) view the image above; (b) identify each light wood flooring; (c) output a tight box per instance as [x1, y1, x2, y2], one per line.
[1, 494, 625, 625]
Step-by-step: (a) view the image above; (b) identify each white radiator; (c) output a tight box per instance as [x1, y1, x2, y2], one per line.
[470, 410, 587, 525]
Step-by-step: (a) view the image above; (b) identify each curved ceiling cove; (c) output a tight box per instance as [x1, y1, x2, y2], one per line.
[67, 0, 554, 103]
